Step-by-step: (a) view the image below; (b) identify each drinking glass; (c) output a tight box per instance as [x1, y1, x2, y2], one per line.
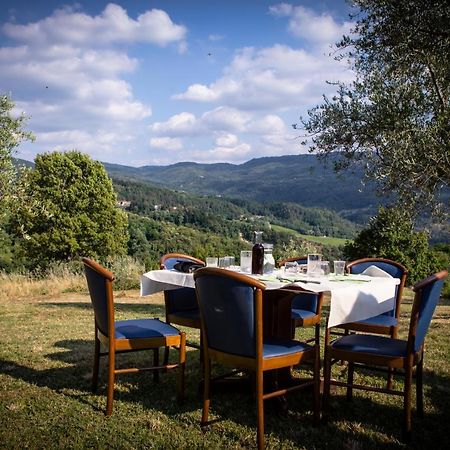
[240, 251, 252, 273]
[218, 257, 228, 268]
[284, 261, 298, 274]
[206, 257, 218, 267]
[320, 261, 330, 276]
[307, 254, 322, 276]
[334, 260, 346, 276]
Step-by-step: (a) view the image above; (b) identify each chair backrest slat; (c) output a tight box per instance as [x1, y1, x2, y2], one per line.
[82, 258, 114, 337]
[347, 258, 407, 317]
[195, 268, 265, 359]
[160, 253, 205, 270]
[411, 271, 448, 353]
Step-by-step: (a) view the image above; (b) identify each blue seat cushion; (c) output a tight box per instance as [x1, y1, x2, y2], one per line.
[115, 319, 180, 339]
[331, 334, 407, 358]
[263, 338, 313, 359]
[291, 309, 317, 321]
[353, 314, 398, 328]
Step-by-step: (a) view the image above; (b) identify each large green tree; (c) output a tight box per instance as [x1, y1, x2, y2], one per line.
[301, 0, 450, 215]
[11, 151, 128, 266]
[344, 206, 439, 284]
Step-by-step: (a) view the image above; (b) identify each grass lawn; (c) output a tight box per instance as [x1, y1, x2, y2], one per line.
[1, 277, 450, 449]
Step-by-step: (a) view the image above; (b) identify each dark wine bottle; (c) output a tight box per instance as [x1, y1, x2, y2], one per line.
[251, 231, 264, 275]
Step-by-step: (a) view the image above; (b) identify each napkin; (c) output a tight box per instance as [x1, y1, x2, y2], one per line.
[361, 265, 392, 278]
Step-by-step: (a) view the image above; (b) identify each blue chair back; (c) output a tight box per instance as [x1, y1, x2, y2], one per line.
[165, 287, 198, 312]
[162, 256, 194, 270]
[348, 258, 407, 317]
[412, 272, 447, 353]
[348, 260, 404, 279]
[292, 291, 318, 313]
[195, 271, 260, 358]
[83, 260, 113, 337]
[161, 254, 205, 271]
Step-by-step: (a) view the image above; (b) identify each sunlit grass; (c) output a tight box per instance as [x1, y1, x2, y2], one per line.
[1, 274, 449, 449]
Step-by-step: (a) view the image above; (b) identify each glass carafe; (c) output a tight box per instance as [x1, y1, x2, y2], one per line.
[251, 231, 264, 275]
[263, 243, 275, 274]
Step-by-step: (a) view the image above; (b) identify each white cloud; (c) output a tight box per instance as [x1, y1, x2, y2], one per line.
[269, 3, 352, 46]
[151, 112, 200, 136]
[215, 133, 238, 147]
[2, 3, 186, 47]
[201, 107, 251, 132]
[150, 137, 183, 151]
[174, 42, 353, 111]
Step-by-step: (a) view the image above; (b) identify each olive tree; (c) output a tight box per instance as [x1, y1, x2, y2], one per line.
[301, 0, 450, 215]
[11, 151, 128, 266]
[0, 94, 34, 213]
[344, 206, 439, 284]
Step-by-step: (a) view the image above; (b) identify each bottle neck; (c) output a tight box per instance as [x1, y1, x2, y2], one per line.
[254, 231, 263, 244]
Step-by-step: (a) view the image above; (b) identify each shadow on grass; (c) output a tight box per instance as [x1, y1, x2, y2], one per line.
[44, 302, 166, 317]
[2, 336, 450, 448]
[0, 338, 202, 416]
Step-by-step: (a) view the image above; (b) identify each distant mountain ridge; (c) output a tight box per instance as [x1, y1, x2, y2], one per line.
[102, 154, 382, 224]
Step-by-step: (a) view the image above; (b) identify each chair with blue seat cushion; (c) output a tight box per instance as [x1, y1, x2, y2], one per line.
[194, 267, 320, 450]
[279, 256, 323, 343]
[331, 258, 407, 388]
[336, 258, 408, 338]
[160, 253, 205, 331]
[323, 270, 448, 441]
[82, 257, 186, 416]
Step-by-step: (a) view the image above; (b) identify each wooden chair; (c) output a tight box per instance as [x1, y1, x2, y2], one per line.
[278, 255, 307, 268]
[160, 253, 205, 333]
[323, 270, 448, 441]
[330, 258, 408, 388]
[82, 257, 186, 416]
[194, 267, 321, 450]
[336, 258, 408, 338]
[279, 256, 323, 343]
[160, 253, 205, 364]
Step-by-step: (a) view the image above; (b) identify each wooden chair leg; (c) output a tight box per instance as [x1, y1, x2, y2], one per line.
[177, 333, 186, 403]
[322, 350, 331, 423]
[416, 355, 424, 418]
[256, 368, 265, 450]
[201, 355, 211, 426]
[346, 362, 354, 401]
[92, 335, 100, 392]
[313, 343, 321, 425]
[106, 349, 115, 416]
[153, 348, 160, 382]
[403, 364, 413, 442]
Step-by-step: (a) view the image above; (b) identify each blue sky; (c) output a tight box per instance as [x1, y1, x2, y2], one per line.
[0, 0, 354, 166]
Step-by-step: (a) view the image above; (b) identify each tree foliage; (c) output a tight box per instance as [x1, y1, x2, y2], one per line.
[344, 206, 439, 284]
[10, 151, 128, 266]
[0, 94, 34, 211]
[302, 0, 450, 215]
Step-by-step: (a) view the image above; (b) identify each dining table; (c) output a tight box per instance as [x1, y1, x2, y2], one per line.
[141, 266, 401, 394]
[140, 267, 400, 329]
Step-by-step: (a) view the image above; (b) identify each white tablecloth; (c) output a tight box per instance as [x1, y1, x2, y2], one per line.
[140, 269, 400, 328]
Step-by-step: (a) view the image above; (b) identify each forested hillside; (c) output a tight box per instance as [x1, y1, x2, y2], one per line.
[103, 154, 382, 224]
[113, 178, 358, 239]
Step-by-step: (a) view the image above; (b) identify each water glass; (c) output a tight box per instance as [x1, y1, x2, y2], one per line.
[240, 250, 252, 273]
[219, 256, 234, 268]
[320, 261, 330, 276]
[307, 254, 322, 276]
[206, 257, 218, 267]
[334, 260, 346, 276]
[284, 261, 298, 274]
